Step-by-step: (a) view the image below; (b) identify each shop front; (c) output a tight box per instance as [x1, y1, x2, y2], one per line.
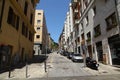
[0, 45, 12, 71]
[108, 34, 120, 65]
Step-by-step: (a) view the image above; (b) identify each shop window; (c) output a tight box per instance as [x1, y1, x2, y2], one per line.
[94, 24, 101, 38]
[105, 12, 117, 31]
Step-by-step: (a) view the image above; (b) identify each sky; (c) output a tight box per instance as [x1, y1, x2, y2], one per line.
[36, 0, 71, 43]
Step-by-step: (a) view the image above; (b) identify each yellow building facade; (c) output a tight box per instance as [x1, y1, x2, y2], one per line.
[34, 10, 48, 54]
[0, 0, 39, 69]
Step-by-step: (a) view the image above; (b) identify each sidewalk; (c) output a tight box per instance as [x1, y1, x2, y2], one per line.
[0, 63, 47, 79]
[83, 63, 120, 76]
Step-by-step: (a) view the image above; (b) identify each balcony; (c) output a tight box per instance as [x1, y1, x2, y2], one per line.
[94, 32, 101, 38]
[86, 38, 91, 42]
[72, 0, 80, 3]
[74, 9, 78, 13]
[75, 19, 79, 25]
[106, 24, 117, 31]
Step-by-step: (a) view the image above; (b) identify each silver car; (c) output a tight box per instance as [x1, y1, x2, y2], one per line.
[72, 53, 83, 62]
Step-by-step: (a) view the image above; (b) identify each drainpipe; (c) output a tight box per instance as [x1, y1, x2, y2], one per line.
[114, 0, 120, 36]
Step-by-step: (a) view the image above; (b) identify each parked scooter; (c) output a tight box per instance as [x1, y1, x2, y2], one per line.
[86, 57, 99, 70]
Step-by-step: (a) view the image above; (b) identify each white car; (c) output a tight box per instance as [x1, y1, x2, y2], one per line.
[72, 53, 83, 62]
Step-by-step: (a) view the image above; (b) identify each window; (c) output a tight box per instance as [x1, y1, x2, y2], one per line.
[85, 1, 88, 7]
[7, 7, 13, 24]
[16, 16, 19, 30]
[0, 0, 4, 29]
[94, 25, 101, 37]
[22, 22, 25, 36]
[37, 20, 41, 24]
[30, 13, 33, 25]
[105, 0, 109, 3]
[37, 27, 40, 30]
[86, 15, 89, 25]
[25, 27, 28, 37]
[38, 13, 41, 15]
[81, 23, 83, 31]
[105, 12, 117, 31]
[22, 22, 28, 38]
[24, 1, 28, 15]
[36, 35, 40, 39]
[31, 0, 34, 7]
[7, 7, 19, 31]
[86, 32, 91, 42]
[29, 31, 33, 41]
[93, 6, 96, 16]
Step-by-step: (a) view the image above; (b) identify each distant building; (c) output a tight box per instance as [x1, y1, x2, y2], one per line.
[34, 10, 48, 55]
[0, 0, 39, 69]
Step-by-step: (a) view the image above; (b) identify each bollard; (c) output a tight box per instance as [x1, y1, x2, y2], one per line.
[26, 62, 28, 78]
[44, 60, 47, 72]
[8, 66, 11, 78]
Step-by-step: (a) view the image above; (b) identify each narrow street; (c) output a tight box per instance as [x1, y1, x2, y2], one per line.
[0, 52, 120, 80]
[46, 52, 91, 77]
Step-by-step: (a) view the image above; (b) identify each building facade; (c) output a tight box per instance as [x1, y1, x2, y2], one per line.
[73, 0, 120, 65]
[59, 0, 120, 65]
[0, 0, 39, 70]
[34, 10, 48, 55]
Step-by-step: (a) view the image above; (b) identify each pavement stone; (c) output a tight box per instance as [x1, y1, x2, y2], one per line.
[82, 63, 120, 76]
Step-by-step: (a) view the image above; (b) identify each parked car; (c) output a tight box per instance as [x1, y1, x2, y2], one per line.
[71, 53, 83, 62]
[62, 51, 68, 56]
[67, 52, 74, 59]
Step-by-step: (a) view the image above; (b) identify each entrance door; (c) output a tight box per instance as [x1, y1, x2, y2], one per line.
[96, 42, 103, 62]
[108, 34, 120, 65]
[111, 43, 120, 65]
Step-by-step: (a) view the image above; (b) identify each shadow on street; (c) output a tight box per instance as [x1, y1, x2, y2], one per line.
[29, 55, 48, 64]
[0, 55, 48, 74]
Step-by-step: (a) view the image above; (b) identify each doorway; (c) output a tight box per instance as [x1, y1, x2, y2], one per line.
[96, 41, 103, 63]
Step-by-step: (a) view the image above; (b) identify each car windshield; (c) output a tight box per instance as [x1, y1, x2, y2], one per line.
[73, 54, 81, 56]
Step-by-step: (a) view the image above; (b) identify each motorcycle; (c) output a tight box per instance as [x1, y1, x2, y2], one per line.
[86, 57, 99, 70]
